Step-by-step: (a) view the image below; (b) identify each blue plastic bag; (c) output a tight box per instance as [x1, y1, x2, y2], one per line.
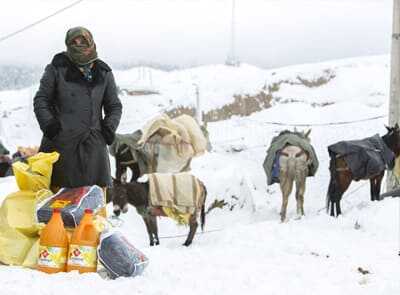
[98, 231, 149, 279]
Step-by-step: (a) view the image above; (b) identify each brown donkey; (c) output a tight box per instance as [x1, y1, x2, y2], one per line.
[327, 124, 400, 217]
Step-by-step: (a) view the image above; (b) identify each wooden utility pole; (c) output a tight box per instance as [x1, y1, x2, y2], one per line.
[388, 0, 400, 257]
[388, 0, 400, 191]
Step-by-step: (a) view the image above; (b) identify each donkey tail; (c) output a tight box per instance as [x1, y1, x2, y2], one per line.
[287, 157, 297, 180]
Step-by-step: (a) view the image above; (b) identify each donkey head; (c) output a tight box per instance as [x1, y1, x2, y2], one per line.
[383, 123, 400, 157]
[111, 178, 150, 217]
[111, 178, 129, 216]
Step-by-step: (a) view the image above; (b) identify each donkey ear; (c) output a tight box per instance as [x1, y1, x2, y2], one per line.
[385, 125, 392, 132]
[305, 129, 312, 138]
[395, 123, 400, 130]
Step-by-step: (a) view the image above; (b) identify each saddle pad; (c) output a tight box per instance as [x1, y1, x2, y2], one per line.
[148, 172, 202, 214]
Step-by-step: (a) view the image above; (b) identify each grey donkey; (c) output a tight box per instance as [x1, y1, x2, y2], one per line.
[278, 129, 312, 222]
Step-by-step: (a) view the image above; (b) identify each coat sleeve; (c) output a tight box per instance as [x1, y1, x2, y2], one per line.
[102, 71, 122, 134]
[101, 72, 122, 145]
[33, 64, 58, 133]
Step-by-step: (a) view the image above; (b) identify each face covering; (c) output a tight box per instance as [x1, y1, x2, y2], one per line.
[65, 27, 98, 66]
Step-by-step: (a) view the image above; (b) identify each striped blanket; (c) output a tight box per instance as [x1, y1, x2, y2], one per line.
[148, 173, 204, 215]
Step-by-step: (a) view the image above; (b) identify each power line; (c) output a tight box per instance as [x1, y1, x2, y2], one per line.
[0, 0, 85, 43]
[244, 114, 387, 127]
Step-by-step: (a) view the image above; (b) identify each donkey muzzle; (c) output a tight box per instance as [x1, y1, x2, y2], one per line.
[113, 204, 121, 216]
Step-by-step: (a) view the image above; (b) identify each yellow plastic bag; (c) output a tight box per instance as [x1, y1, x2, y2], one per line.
[22, 239, 39, 269]
[12, 152, 59, 192]
[0, 189, 52, 266]
[0, 190, 52, 237]
[0, 224, 36, 266]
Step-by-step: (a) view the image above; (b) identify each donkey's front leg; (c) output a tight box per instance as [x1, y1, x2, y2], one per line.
[374, 171, 385, 201]
[183, 214, 198, 246]
[143, 216, 156, 246]
[148, 215, 160, 245]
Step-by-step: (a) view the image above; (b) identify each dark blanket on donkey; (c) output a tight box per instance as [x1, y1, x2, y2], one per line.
[328, 134, 395, 181]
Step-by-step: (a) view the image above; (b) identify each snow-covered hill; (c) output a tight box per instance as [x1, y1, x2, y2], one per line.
[0, 55, 399, 295]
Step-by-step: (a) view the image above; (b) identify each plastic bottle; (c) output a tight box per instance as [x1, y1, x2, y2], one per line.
[67, 209, 100, 273]
[37, 208, 69, 274]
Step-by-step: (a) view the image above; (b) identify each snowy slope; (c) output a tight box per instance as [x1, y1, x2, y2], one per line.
[0, 56, 399, 295]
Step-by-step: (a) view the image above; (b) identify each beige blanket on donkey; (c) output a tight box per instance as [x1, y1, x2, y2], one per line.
[139, 114, 207, 173]
[148, 173, 203, 215]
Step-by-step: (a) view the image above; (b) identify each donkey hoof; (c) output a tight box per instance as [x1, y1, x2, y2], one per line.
[183, 241, 192, 247]
[295, 214, 304, 220]
[155, 241, 160, 246]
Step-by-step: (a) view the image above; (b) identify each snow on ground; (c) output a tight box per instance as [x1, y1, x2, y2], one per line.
[0, 56, 399, 294]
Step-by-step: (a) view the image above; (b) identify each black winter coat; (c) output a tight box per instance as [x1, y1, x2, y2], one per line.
[34, 53, 122, 188]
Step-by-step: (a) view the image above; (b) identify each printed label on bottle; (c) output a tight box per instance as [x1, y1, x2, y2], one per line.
[67, 244, 97, 268]
[38, 245, 67, 269]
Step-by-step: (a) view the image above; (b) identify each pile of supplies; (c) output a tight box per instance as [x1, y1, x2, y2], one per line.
[0, 152, 148, 279]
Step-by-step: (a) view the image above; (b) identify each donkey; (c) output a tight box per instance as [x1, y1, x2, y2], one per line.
[111, 178, 207, 247]
[115, 143, 141, 182]
[278, 130, 312, 222]
[327, 124, 400, 217]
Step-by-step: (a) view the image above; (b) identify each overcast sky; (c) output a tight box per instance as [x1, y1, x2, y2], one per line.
[0, 0, 393, 69]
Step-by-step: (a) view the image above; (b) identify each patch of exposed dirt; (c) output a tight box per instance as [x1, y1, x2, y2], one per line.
[165, 69, 336, 123]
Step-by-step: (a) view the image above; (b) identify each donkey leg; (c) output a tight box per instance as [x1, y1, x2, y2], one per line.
[116, 163, 127, 183]
[332, 170, 352, 217]
[370, 172, 384, 201]
[279, 154, 296, 222]
[335, 201, 342, 216]
[330, 187, 345, 217]
[279, 175, 293, 222]
[143, 216, 155, 246]
[183, 214, 198, 247]
[295, 161, 307, 217]
[373, 172, 385, 201]
[130, 163, 141, 182]
[295, 178, 306, 217]
[370, 178, 377, 201]
[150, 215, 160, 245]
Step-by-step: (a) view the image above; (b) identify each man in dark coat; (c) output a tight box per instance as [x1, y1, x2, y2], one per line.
[34, 27, 122, 188]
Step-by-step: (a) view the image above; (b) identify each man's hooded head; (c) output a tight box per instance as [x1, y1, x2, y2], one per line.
[65, 27, 98, 66]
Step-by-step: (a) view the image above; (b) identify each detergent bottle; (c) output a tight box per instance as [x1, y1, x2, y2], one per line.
[67, 209, 100, 273]
[37, 208, 69, 274]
